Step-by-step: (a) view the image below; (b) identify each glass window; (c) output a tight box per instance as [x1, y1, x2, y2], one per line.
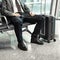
[55, 0, 60, 19]
[23, 0, 52, 15]
[57, 8, 60, 18]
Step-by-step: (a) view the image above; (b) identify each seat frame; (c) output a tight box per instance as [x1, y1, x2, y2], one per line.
[0, 15, 32, 34]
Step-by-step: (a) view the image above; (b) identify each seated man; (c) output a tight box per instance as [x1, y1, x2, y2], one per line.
[1, 0, 44, 51]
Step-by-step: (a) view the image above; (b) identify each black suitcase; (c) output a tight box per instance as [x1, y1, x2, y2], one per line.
[40, 15, 56, 43]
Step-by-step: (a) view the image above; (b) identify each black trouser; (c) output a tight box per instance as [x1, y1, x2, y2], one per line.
[7, 15, 44, 43]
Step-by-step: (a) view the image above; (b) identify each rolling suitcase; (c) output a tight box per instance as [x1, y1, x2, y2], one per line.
[40, 15, 56, 43]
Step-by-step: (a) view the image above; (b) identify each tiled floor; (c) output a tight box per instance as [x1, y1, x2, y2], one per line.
[0, 30, 60, 60]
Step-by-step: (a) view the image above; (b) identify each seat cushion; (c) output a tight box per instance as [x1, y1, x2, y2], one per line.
[22, 23, 31, 28]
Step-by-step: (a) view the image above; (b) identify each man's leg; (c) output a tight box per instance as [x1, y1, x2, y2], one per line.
[23, 15, 44, 45]
[7, 16, 27, 51]
[31, 19, 44, 45]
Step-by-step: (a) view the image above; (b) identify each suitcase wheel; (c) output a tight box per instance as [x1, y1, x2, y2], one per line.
[53, 39, 56, 42]
[47, 40, 50, 43]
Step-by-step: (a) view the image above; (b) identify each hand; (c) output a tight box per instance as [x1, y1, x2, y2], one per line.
[12, 13, 21, 16]
[29, 12, 35, 16]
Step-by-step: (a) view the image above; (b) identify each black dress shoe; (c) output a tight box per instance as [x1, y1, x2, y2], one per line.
[31, 36, 44, 45]
[18, 42, 27, 51]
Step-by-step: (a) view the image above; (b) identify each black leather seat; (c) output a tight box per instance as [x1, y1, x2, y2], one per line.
[0, 1, 32, 34]
[0, 14, 32, 34]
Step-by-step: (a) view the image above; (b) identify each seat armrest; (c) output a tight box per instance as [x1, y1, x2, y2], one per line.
[0, 15, 10, 29]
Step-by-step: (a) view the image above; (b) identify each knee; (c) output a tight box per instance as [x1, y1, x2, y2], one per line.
[39, 15, 45, 21]
[37, 19, 44, 23]
[13, 17, 23, 25]
[16, 20, 23, 25]
[16, 21, 23, 27]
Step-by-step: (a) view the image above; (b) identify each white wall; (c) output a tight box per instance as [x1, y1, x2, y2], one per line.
[55, 0, 60, 40]
[51, 0, 60, 40]
[55, 20, 60, 40]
